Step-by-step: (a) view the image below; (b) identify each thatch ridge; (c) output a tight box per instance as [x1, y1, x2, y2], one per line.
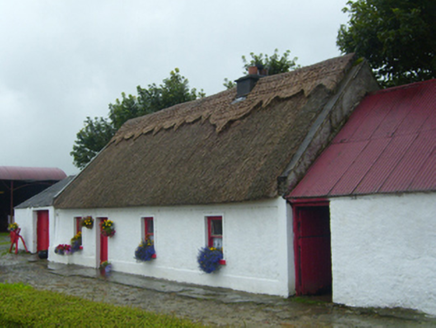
[112, 54, 355, 144]
[54, 54, 360, 209]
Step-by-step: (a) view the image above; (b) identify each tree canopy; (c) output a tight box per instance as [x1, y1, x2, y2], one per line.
[70, 117, 116, 169]
[337, 0, 436, 86]
[108, 69, 204, 130]
[71, 69, 204, 169]
[223, 49, 299, 89]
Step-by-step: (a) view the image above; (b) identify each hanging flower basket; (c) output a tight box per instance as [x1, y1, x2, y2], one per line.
[134, 235, 156, 261]
[7, 222, 19, 232]
[70, 231, 83, 253]
[81, 216, 94, 229]
[197, 247, 223, 273]
[100, 220, 115, 237]
[55, 244, 72, 255]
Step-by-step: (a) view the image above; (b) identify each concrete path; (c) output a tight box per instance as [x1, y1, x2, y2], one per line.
[1, 237, 435, 327]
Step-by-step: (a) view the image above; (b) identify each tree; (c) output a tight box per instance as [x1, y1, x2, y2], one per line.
[109, 68, 205, 130]
[71, 69, 204, 169]
[223, 49, 299, 89]
[70, 117, 116, 169]
[337, 0, 436, 86]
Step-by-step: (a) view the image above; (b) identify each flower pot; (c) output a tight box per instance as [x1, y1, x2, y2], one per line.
[38, 250, 48, 259]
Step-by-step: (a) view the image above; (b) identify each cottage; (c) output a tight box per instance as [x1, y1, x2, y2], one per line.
[288, 79, 436, 315]
[52, 54, 378, 297]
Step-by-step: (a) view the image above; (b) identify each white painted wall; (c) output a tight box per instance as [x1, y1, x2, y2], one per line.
[330, 192, 436, 316]
[15, 206, 55, 254]
[52, 197, 295, 297]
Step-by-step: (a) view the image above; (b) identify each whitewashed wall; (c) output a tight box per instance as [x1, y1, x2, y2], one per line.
[15, 206, 54, 253]
[53, 198, 295, 297]
[330, 192, 436, 316]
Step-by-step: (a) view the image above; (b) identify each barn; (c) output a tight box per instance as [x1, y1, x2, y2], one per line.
[0, 166, 66, 231]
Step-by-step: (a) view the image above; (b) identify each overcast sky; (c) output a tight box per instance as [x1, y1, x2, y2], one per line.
[0, 0, 349, 175]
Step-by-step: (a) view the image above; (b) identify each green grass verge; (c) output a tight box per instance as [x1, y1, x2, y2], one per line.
[291, 296, 325, 305]
[0, 282, 205, 327]
[0, 232, 10, 245]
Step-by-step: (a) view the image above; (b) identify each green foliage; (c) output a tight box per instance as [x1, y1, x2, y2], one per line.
[0, 232, 10, 246]
[337, 0, 436, 86]
[242, 49, 299, 75]
[222, 78, 236, 89]
[70, 117, 116, 169]
[108, 68, 205, 130]
[72, 69, 204, 169]
[292, 296, 325, 305]
[0, 282, 203, 327]
[224, 49, 299, 89]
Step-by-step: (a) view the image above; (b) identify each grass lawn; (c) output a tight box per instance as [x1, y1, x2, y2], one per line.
[0, 232, 10, 245]
[0, 283, 205, 327]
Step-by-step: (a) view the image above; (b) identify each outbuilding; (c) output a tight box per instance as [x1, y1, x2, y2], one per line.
[0, 166, 66, 231]
[14, 176, 75, 254]
[288, 79, 436, 315]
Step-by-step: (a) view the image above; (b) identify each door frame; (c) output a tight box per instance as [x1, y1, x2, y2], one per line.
[98, 217, 108, 266]
[291, 198, 330, 295]
[36, 210, 49, 252]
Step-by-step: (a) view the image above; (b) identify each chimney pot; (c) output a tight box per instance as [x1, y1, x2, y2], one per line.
[235, 66, 267, 98]
[248, 66, 258, 75]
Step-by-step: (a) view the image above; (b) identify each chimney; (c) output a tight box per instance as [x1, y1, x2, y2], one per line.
[235, 65, 267, 98]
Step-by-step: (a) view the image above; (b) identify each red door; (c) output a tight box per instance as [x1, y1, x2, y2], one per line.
[293, 203, 331, 295]
[37, 210, 49, 251]
[99, 218, 108, 264]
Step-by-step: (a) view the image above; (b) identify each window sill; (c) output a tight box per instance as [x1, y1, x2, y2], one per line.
[219, 259, 226, 265]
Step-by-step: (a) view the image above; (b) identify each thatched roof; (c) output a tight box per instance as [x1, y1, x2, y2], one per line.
[55, 54, 367, 209]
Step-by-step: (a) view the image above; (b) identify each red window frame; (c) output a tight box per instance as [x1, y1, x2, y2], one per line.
[207, 216, 222, 248]
[143, 217, 154, 240]
[75, 217, 82, 234]
[207, 216, 225, 265]
[143, 217, 156, 259]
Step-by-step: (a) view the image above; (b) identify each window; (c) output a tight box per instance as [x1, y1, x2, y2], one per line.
[143, 217, 154, 241]
[142, 217, 156, 259]
[207, 216, 225, 265]
[73, 217, 83, 249]
[75, 217, 82, 234]
[207, 216, 222, 249]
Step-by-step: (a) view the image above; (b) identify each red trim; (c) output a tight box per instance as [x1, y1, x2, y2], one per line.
[292, 205, 302, 295]
[289, 198, 329, 207]
[99, 218, 108, 263]
[36, 210, 49, 252]
[75, 217, 82, 234]
[207, 216, 222, 248]
[143, 217, 154, 239]
[207, 216, 225, 264]
[292, 201, 331, 295]
[143, 217, 156, 259]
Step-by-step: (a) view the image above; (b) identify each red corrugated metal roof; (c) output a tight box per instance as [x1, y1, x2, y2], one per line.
[0, 166, 66, 181]
[289, 79, 436, 198]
